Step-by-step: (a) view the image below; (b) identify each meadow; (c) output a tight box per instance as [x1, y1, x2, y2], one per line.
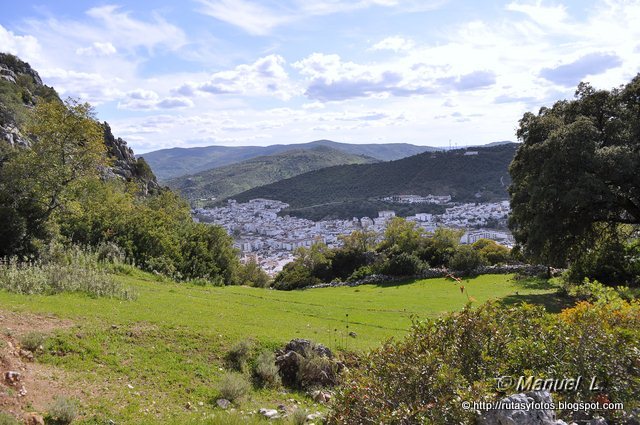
[0, 272, 561, 424]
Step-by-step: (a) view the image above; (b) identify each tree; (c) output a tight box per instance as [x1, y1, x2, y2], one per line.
[0, 98, 106, 254]
[509, 76, 640, 268]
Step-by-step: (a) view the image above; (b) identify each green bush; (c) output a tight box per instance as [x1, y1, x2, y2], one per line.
[449, 245, 487, 275]
[218, 372, 250, 402]
[381, 252, 425, 276]
[329, 300, 640, 424]
[47, 396, 78, 424]
[291, 407, 308, 425]
[297, 346, 340, 390]
[19, 331, 45, 352]
[225, 339, 254, 372]
[253, 350, 281, 389]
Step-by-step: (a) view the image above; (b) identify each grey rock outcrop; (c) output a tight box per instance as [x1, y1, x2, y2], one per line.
[0, 53, 160, 193]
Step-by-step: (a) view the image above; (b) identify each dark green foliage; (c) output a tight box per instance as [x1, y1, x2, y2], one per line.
[232, 144, 516, 217]
[449, 245, 487, 275]
[167, 146, 377, 201]
[509, 76, 640, 274]
[329, 300, 640, 424]
[272, 219, 508, 289]
[472, 238, 511, 265]
[237, 258, 270, 287]
[57, 180, 240, 283]
[134, 157, 156, 181]
[381, 252, 426, 276]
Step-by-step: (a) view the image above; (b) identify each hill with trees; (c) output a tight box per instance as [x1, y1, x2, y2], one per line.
[166, 146, 378, 202]
[230, 144, 517, 219]
[141, 139, 439, 180]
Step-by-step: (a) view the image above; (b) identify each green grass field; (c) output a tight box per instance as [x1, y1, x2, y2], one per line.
[0, 272, 563, 424]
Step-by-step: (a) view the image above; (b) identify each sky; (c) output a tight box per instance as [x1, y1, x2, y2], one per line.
[1, 0, 639, 153]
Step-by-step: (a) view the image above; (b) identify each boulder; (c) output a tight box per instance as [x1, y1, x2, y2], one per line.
[258, 408, 280, 419]
[24, 413, 45, 425]
[478, 391, 566, 425]
[216, 398, 231, 409]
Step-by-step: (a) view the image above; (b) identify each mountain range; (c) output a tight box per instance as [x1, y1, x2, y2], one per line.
[141, 140, 439, 180]
[230, 143, 518, 219]
[166, 146, 378, 201]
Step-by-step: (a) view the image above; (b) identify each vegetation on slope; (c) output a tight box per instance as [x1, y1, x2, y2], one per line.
[509, 75, 640, 286]
[230, 144, 516, 219]
[166, 146, 377, 202]
[142, 140, 437, 181]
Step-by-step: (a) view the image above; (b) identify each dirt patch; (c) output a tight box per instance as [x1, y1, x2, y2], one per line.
[0, 310, 79, 422]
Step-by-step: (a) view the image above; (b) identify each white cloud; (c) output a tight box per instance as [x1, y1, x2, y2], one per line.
[183, 54, 296, 100]
[372, 36, 415, 52]
[196, 0, 293, 36]
[0, 24, 41, 63]
[76, 41, 117, 56]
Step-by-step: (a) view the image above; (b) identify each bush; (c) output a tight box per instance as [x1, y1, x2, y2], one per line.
[253, 350, 281, 389]
[449, 245, 487, 275]
[297, 346, 340, 390]
[0, 413, 19, 425]
[225, 339, 254, 372]
[329, 301, 640, 424]
[47, 396, 78, 424]
[381, 252, 425, 276]
[218, 372, 250, 402]
[19, 331, 45, 352]
[0, 255, 135, 300]
[291, 407, 308, 425]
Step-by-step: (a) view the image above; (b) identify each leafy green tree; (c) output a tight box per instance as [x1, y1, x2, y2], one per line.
[0, 98, 106, 255]
[449, 245, 487, 275]
[379, 217, 424, 254]
[237, 258, 270, 288]
[509, 76, 640, 269]
[418, 227, 464, 267]
[472, 238, 510, 265]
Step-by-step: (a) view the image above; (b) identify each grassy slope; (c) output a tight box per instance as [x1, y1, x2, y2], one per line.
[166, 147, 378, 201]
[0, 273, 561, 424]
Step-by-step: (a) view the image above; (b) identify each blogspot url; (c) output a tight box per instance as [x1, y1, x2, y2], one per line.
[461, 401, 625, 412]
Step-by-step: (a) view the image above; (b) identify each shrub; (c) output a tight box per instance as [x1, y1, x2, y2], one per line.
[449, 245, 487, 275]
[225, 339, 254, 372]
[47, 396, 78, 424]
[297, 346, 339, 390]
[381, 252, 425, 276]
[96, 242, 125, 264]
[253, 350, 281, 389]
[329, 301, 640, 424]
[291, 407, 308, 425]
[218, 372, 250, 402]
[0, 255, 135, 300]
[0, 413, 19, 425]
[19, 331, 45, 352]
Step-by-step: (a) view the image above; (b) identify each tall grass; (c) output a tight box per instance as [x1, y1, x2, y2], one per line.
[0, 245, 136, 299]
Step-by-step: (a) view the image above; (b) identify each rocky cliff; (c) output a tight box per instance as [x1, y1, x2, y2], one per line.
[0, 52, 159, 193]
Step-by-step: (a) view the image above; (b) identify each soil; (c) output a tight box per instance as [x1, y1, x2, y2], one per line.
[0, 309, 77, 422]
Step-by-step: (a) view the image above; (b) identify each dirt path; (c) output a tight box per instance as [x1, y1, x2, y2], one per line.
[0, 310, 77, 422]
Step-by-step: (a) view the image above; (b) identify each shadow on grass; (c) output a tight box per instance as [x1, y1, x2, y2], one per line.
[499, 292, 574, 314]
[510, 276, 558, 290]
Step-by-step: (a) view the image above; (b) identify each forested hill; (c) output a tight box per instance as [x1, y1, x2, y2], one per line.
[141, 140, 438, 180]
[166, 146, 378, 201]
[231, 144, 518, 213]
[0, 53, 159, 193]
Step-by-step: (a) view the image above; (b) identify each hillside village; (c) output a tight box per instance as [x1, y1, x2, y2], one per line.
[194, 197, 513, 274]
